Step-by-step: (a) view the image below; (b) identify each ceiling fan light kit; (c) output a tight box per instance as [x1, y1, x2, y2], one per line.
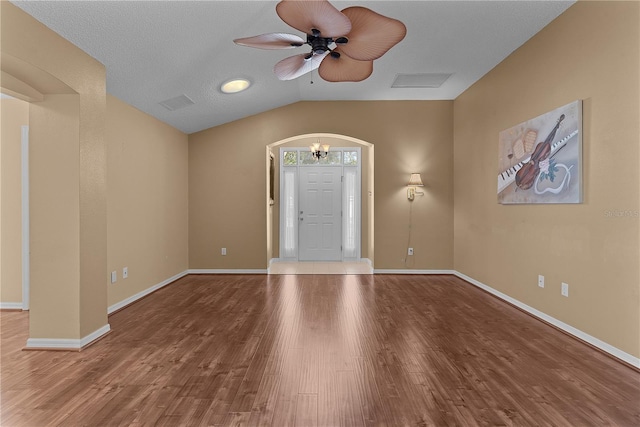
[233, 0, 406, 83]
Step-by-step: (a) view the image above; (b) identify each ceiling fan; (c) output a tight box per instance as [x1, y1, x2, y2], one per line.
[233, 0, 407, 82]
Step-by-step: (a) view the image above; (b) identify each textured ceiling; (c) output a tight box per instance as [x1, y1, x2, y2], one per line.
[12, 1, 574, 134]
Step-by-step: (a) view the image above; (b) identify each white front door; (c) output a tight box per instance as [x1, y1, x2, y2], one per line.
[298, 166, 342, 261]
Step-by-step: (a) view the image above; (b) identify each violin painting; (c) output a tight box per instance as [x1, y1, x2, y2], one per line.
[497, 100, 582, 204]
[515, 114, 564, 191]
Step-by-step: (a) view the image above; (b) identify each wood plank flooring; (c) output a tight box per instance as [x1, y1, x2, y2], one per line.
[1, 274, 639, 426]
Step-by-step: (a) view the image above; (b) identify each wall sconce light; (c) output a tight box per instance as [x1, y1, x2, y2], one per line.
[407, 173, 424, 201]
[310, 140, 330, 160]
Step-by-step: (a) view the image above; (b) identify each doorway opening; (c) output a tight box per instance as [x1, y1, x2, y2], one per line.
[0, 94, 30, 311]
[281, 147, 360, 261]
[266, 133, 374, 266]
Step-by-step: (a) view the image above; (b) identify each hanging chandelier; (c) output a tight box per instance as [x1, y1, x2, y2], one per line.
[310, 141, 330, 160]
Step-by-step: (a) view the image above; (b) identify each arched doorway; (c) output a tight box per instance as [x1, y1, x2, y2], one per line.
[266, 133, 374, 266]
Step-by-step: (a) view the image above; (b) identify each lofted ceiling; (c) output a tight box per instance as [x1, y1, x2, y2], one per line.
[12, 1, 574, 134]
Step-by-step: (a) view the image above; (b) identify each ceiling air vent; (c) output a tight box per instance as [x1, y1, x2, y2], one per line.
[159, 94, 195, 111]
[391, 73, 452, 89]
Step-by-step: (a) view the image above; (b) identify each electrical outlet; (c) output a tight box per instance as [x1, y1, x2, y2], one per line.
[561, 282, 569, 297]
[221, 247, 227, 256]
[110, 271, 117, 284]
[123, 267, 128, 279]
[538, 275, 545, 288]
[408, 247, 414, 256]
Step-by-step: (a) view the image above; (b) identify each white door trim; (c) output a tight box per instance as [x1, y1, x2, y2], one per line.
[21, 125, 29, 311]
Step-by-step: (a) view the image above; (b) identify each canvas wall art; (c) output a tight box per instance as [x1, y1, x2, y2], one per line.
[497, 100, 582, 204]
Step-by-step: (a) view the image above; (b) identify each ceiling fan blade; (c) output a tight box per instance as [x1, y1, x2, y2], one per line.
[339, 7, 407, 61]
[318, 49, 373, 82]
[274, 52, 328, 80]
[234, 33, 305, 49]
[276, 0, 351, 38]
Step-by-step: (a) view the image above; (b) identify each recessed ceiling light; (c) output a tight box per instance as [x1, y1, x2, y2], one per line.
[221, 78, 251, 94]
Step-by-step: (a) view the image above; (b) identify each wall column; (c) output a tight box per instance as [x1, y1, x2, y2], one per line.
[1, 2, 109, 348]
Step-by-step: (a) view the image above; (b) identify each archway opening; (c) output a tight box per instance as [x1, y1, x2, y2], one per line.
[266, 133, 374, 267]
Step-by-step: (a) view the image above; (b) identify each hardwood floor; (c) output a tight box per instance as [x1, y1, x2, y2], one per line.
[1, 274, 639, 426]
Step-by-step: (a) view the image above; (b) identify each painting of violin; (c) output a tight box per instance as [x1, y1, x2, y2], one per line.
[515, 114, 565, 191]
[497, 100, 581, 204]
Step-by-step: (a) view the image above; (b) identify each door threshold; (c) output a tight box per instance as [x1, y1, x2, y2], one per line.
[268, 261, 372, 275]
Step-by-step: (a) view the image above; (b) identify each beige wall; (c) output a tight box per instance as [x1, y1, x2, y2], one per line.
[1, 2, 107, 339]
[29, 95, 82, 335]
[453, 1, 639, 358]
[106, 95, 189, 307]
[0, 98, 28, 304]
[189, 101, 454, 270]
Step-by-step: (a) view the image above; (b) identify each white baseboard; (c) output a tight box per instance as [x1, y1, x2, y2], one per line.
[374, 269, 455, 275]
[188, 269, 268, 274]
[25, 324, 111, 350]
[453, 270, 640, 369]
[0, 302, 24, 310]
[108, 270, 189, 314]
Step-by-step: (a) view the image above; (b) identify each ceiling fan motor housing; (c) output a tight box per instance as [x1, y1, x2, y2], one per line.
[307, 33, 335, 54]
